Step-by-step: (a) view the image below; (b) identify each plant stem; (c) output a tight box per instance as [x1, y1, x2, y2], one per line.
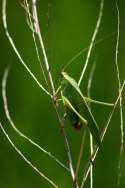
[32, 0, 55, 95]
[63, 32, 116, 71]
[75, 130, 86, 178]
[32, 1, 78, 187]
[2, 0, 51, 97]
[25, 0, 49, 87]
[2, 67, 69, 172]
[78, 0, 104, 86]
[80, 81, 125, 188]
[0, 122, 58, 188]
[87, 62, 96, 188]
[115, 3, 124, 187]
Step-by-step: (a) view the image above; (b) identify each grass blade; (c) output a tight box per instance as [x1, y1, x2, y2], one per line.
[24, 0, 49, 87]
[32, 2, 79, 186]
[0, 122, 58, 188]
[115, 3, 124, 187]
[2, 0, 51, 97]
[78, 0, 104, 86]
[2, 66, 69, 172]
[62, 32, 116, 71]
[87, 62, 96, 188]
[75, 130, 86, 178]
[80, 80, 125, 188]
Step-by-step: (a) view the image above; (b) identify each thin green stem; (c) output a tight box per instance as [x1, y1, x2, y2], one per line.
[87, 62, 96, 188]
[0, 122, 58, 188]
[2, 67, 69, 172]
[2, 0, 78, 187]
[75, 130, 86, 178]
[115, 3, 124, 187]
[78, 0, 104, 86]
[32, 1, 78, 187]
[80, 81, 125, 188]
[62, 32, 116, 71]
[2, 0, 51, 97]
[25, 0, 49, 87]
[32, 0, 55, 95]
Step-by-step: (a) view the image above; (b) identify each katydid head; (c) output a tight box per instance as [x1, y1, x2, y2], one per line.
[59, 71, 68, 89]
[60, 71, 67, 81]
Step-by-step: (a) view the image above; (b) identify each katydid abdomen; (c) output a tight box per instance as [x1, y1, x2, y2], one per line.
[61, 72, 101, 146]
[61, 81, 86, 130]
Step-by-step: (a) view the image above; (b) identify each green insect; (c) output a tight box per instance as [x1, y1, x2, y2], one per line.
[60, 72, 114, 147]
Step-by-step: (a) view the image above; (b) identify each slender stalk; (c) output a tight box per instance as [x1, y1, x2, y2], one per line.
[2, 0, 78, 187]
[115, 4, 124, 187]
[87, 62, 96, 188]
[24, 0, 49, 86]
[31, 1, 78, 187]
[0, 122, 58, 188]
[63, 32, 116, 71]
[78, 0, 104, 86]
[80, 81, 125, 188]
[2, 0, 51, 97]
[53, 105, 79, 188]
[2, 67, 69, 172]
[89, 134, 93, 188]
[75, 130, 86, 178]
[75, 63, 96, 180]
[32, 0, 55, 95]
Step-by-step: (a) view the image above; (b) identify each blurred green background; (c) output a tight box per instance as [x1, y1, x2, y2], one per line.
[0, 0, 125, 187]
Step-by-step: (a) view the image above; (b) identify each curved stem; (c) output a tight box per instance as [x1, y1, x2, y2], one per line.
[62, 32, 115, 71]
[2, 0, 51, 97]
[80, 81, 125, 188]
[78, 0, 104, 86]
[32, 1, 78, 187]
[25, 0, 49, 87]
[0, 122, 58, 188]
[2, 67, 69, 172]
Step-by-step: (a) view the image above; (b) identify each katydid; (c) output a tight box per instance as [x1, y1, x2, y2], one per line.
[60, 72, 114, 147]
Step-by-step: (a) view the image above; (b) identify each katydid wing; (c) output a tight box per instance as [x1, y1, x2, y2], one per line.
[61, 72, 114, 147]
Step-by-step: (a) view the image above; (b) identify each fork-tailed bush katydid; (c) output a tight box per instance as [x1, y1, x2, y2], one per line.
[60, 72, 114, 147]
